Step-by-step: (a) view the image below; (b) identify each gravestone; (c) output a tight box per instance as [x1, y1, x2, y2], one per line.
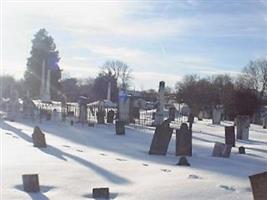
[225, 126, 235, 147]
[115, 120, 125, 135]
[149, 119, 173, 155]
[176, 123, 192, 156]
[70, 120, 74, 126]
[97, 111, 105, 124]
[154, 81, 165, 126]
[236, 115, 250, 140]
[92, 187, 109, 199]
[249, 171, 267, 200]
[212, 142, 232, 158]
[177, 156, 190, 166]
[22, 174, 40, 192]
[32, 127, 46, 148]
[212, 106, 222, 125]
[198, 111, 203, 121]
[239, 146, 246, 154]
[169, 107, 176, 121]
[188, 113, 194, 131]
[107, 110, 115, 123]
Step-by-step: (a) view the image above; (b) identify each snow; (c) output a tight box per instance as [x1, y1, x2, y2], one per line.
[1, 118, 267, 200]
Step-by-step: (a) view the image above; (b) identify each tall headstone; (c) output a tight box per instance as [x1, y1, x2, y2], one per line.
[188, 112, 194, 131]
[176, 123, 192, 156]
[154, 81, 165, 126]
[212, 105, 222, 125]
[22, 174, 40, 193]
[97, 101, 105, 124]
[32, 126, 46, 148]
[169, 107, 176, 121]
[249, 171, 267, 200]
[236, 115, 250, 140]
[118, 90, 130, 123]
[225, 126, 235, 147]
[149, 119, 173, 155]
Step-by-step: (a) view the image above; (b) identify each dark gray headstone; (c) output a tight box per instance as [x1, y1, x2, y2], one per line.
[115, 120, 125, 135]
[176, 123, 192, 156]
[107, 110, 115, 123]
[177, 156, 190, 166]
[149, 119, 173, 155]
[97, 111, 105, 124]
[225, 126, 235, 147]
[239, 146, 246, 154]
[70, 120, 74, 126]
[212, 142, 232, 158]
[169, 107, 176, 121]
[92, 187, 109, 199]
[32, 127, 46, 148]
[22, 174, 40, 193]
[249, 171, 267, 200]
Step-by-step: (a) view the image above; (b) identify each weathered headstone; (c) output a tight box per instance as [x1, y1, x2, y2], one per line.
[176, 123, 192, 156]
[212, 142, 232, 158]
[249, 171, 267, 200]
[177, 156, 190, 166]
[236, 115, 250, 140]
[149, 119, 173, 155]
[169, 107, 176, 121]
[107, 110, 115, 123]
[22, 174, 40, 193]
[198, 111, 203, 121]
[212, 106, 222, 125]
[154, 81, 165, 126]
[225, 126, 235, 147]
[70, 120, 74, 126]
[115, 120, 125, 135]
[239, 146, 246, 154]
[188, 113, 194, 131]
[92, 187, 109, 199]
[32, 127, 46, 148]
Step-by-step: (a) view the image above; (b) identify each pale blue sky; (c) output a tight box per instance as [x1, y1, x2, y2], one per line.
[2, 0, 267, 90]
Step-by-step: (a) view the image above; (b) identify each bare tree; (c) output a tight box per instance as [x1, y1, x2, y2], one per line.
[101, 60, 132, 90]
[239, 58, 267, 98]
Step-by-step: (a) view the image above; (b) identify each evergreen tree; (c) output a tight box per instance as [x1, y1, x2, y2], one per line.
[24, 28, 61, 100]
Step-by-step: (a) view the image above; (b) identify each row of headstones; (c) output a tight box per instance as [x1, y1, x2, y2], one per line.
[148, 120, 267, 199]
[22, 171, 267, 200]
[148, 121, 247, 159]
[22, 174, 110, 198]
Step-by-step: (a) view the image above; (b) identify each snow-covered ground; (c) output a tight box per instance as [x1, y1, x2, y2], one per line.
[1, 118, 267, 200]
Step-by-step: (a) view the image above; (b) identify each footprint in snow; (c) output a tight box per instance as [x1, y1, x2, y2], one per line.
[142, 163, 149, 167]
[76, 149, 83, 152]
[12, 136, 18, 139]
[219, 185, 236, 192]
[100, 153, 107, 156]
[62, 145, 71, 148]
[116, 158, 127, 161]
[5, 132, 12, 135]
[188, 174, 202, 180]
[161, 169, 171, 173]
